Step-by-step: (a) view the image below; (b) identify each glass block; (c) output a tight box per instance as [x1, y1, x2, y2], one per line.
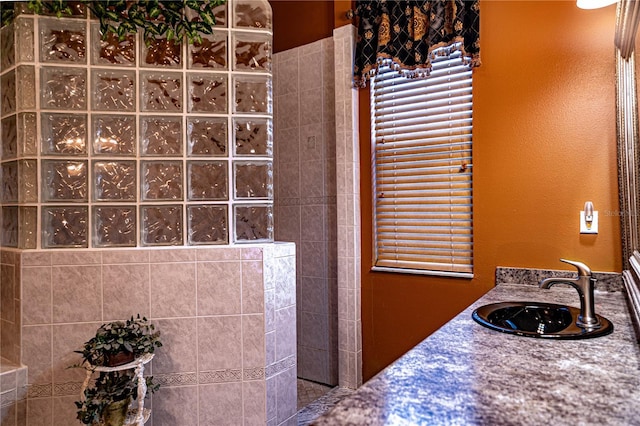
[17, 113, 37, 156]
[1, 161, 17, 203]
[188, 161, 228, 201]
[141, 161, 183, 201]
[140, 116, 183, 156]
[234, 0, 272, 29]
[187, 117, 227, 157]
[234, 161, 272, 199]
[234, 204, 273, 242]
[92, 115, 136, 156]
[213, 2, 228, 27]
[91, 23, 135, 66]
[42, 206, 88, 248]
[1, 70, 16, 116]
[93, 206, 136, 247]
[2, 207, 18, 248]
[188, 205, 228, 245]
[141, 205, 183, 246]
[42, 160, 88, 202]
[142, 37, 181, 68]
[141, 71, 182, 112]
[1, 115, 17, 160]
[19, 206, 37, 249]
[41, 67, 87, 110]
[233, 118, 272, 156]
[91, 69, 135, 111]
[234, 75, 271, 114]
[188, 31, 227, 69]
[16, 65, 36, 110]
[93, 161, 136, 201]
[188, 73, 227, 113]
[39, 18, 86, 63]
[233, 32, 271, 72]
[1, 22, 15, 72]
[19, 159, 37, 203]
[41, 113, 87, 155]
[15, 17, 34, 63]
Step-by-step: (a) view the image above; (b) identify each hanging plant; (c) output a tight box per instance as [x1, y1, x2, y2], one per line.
[1, 0, 226, 45]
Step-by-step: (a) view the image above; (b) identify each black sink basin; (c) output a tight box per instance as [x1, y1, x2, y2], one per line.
[472, 301, 613, 339]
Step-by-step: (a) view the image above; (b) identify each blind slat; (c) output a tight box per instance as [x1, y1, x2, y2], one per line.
[374, 93, 473, 118]
[376, 110, 473, 132]
[375, 85, 472, 108]
[376, 117, 473, 137]
[372, 43, 473, 274]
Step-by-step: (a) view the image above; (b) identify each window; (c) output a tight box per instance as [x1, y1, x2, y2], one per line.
[371, 44, 473, 277]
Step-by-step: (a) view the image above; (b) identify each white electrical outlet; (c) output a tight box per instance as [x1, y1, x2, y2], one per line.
[580, 210, 598, 234]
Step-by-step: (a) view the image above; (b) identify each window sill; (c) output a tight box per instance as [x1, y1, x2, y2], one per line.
[371, 266, 474, 279]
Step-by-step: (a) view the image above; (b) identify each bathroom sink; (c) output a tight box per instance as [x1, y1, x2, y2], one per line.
[472, 301, 613, 339]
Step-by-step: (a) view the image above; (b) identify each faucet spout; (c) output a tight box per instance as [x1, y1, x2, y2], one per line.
[539, 259, 601, 329]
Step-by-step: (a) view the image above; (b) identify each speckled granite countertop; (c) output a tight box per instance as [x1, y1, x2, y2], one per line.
[314, 284, 640, 425]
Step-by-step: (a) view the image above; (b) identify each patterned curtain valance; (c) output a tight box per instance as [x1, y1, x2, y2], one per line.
[353, 0, 481, 87]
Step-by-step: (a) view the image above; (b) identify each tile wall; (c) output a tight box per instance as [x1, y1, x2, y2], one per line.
[272, 25, 361, 390]
[273, 38, 338, 386]
[1, 250, 21, 365]
[11, 243, 296, 425]
[333, 25, 362, 389]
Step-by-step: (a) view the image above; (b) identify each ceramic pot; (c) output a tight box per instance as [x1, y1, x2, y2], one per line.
[104, 350, 135, 367]
[102, 397, 131, 426]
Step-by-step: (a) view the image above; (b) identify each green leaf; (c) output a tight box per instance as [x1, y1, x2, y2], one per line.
[201, 12, 215, 26]
[149, 6, 161, 19]
[156, 22, 168, 34]
[116, 24, 126, 39]
[105, 10, 119, 21]
[186, 0, 200, 11]
[195, 22, 213, 35]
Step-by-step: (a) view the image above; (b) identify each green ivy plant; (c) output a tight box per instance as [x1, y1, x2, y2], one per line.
[75, 315, 162, 367]
[1, 0, 226, 45]
[72, 315, 162, 425]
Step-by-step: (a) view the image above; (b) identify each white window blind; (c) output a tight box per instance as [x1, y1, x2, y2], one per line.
[371, 44, 473, 276]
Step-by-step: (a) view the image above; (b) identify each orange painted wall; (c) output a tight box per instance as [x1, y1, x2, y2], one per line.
[269, 0, 334, 52]
[269, 0, 353, 52]
[360, 1, 622, 380]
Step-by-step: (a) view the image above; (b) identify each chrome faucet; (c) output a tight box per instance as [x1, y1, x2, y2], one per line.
[539, 259, 601, 329]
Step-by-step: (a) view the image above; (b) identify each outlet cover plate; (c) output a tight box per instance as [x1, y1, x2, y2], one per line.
[580, 211, 598, 234]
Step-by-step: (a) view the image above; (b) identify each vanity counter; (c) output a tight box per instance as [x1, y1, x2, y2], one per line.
[314, 284, 640, 425]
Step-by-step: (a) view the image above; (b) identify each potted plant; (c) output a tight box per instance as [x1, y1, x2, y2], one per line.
[76, 314, 162, 367]
[73, 315, 162, 425]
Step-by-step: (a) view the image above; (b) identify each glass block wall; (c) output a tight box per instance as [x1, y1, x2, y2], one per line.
[0, 0, 273, 249]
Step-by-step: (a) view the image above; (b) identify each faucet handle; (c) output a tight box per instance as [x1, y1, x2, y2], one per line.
[560, 258, 592, 276]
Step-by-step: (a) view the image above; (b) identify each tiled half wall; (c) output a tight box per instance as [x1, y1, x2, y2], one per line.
[9, 243, 297, 425]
